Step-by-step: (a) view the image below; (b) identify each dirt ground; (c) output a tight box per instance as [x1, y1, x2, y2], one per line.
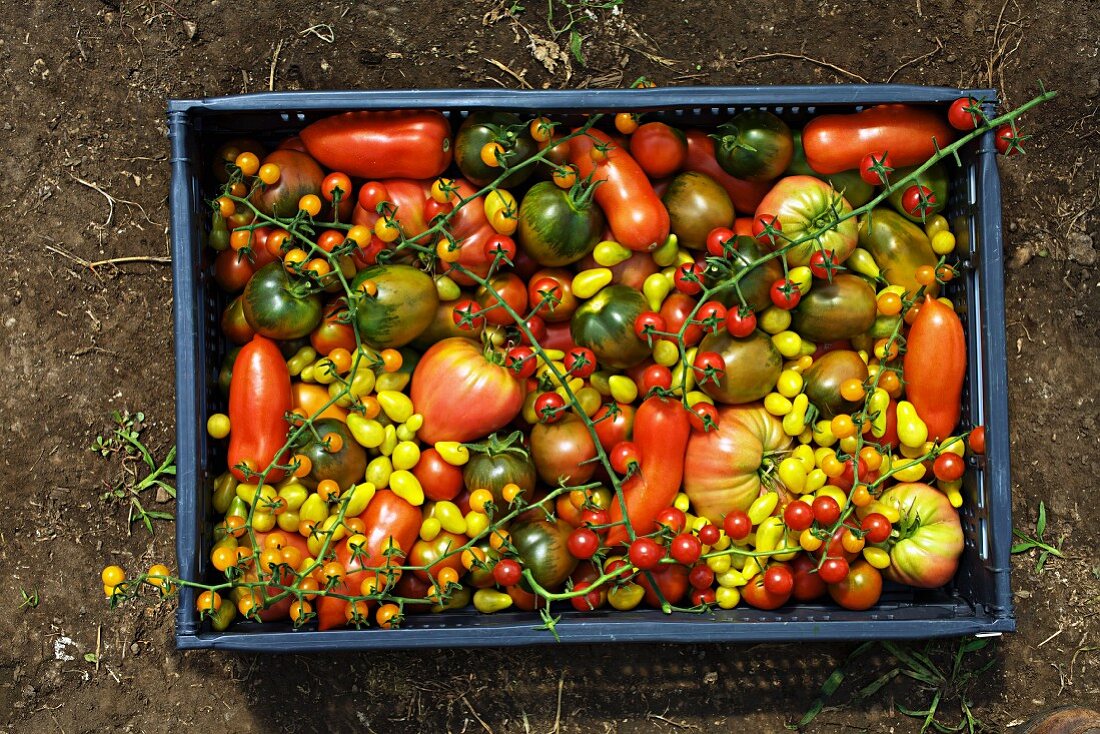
[0, 0, 1097, 731]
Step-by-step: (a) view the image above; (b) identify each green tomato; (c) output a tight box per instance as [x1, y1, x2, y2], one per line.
[714, 110, 794, 181]
[300, 418, 367, 491]
[517, 181, 605, 267]
[241, 262, 323, 340]
[454, 112, 538, 188]
[352, 264, 438, 349]
[570, 285, 651, 371]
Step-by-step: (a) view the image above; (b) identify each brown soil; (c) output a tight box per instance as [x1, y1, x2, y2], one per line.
[1, 1, 1097, 732]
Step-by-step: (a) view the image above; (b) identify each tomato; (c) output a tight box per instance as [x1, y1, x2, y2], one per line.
[764, 564, 794, 596]
[291, 383, 347, 423]
[659, 293, 704, 346]
[310, 303, 357, 355]
[674, 262, 705, 296]
[511, 518, 578, 589]
[714, 110, 794, 181]
[462, 435, 537, 502]
[790, 273, 877, 342]
[298, 418, 367, 490]
[802, 350, 869, 418]
[569, 128, 670, 252]
[628, 537, 663, 570]
[808, 249, 841, 279]
[241, 262, 323, 341]
[228, 336, 292, 482]
[818, 557, 849, 585]
[221, 297, 255, 345]
[351, 264, 439, 348]
[725, 307, 757, 337]
[662, 172, 735, 251]
[455, 112, 538, 187]
[670, 533, 702, 565]
[741, 572, 791, 610]
[683, 129, 772, 212]
[409, 531, 467, 583]
[969, 426, 986, 455]
[861, 513, 892, 545]
[995, 124, 1024, 155]
[769, 278, 802, 310]
[641, 364, 673, 394]
[903, 296, 965, 440]
[706, 226, 737, 258]
[213, 138, 265, 183]
[534, 392, 566, 423]
[857, 209, 940, 297]
[683, 404, 791, 523]
[802, 104, 956, 175]
[300, 110, 452, 179]
[886, 162, 949, 222]
[689, 563, 715, 589]
[783, 501, 814, 532]
[692, 350, 726, 386]
[606, 397, 692, 546]
[859, 151, 894, 186]
[250, 149, 324, 218]
[593, 402, 635, 450]
[516, 181, 604, 267]
[696, 329, 783, 405]
[475, 273, 527, 326]
[877, 482, 963, 588]
[567, 528, 600, 560]
[828, 560, 883, 610]
[528, 269, 578, 323]
[411, 337, 525, 444]
[571, 284, 651, 370]
[790, 553, 827, 602]
[530, 415, 598, 485]
[629, 122, 688, 178]
[638, 562, 690, 607]
[933, 453, 965, 482]
[351, 179, 432, 241]
[947, 97, 984, 130]
[413, 448, 465, 502]
[755, 176, 859, 267]
[901, 185, 936, 218]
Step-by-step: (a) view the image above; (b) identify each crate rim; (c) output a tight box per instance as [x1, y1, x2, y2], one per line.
[169, 84, 1013, 652]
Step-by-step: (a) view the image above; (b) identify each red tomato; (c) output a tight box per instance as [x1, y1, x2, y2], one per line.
[790, 553, 827, 602]
[299, 110, 453, 179]
[802, 104, 956, 175]
[527, 269, 578, 323]
[725, 307, 756, 338]
[569, 128, 670, 251]
[214, 249, 255, 293]
[994, 124, 1024, 156]
[638, 563, 690, 608]
[947, 97, 983, 130]
[818, 557, 850, 585]
[310, 303, 357, 355]
[410, 338, 525, 443]
[903, 296, 965, 440]
[859, 151, 894, 186]
[659, 293, 704, 346]
[933, 453, 965, 482]
[228, 336, 291, 482]
[593, 402, 635, 450]
[413, 448, 464, 502]
[827, 560, 883, 610]
[763, 564, 794, 596]
[742, 572, 791, 610]
[629, 122, 688, 179]
[475, 273, 527, 326]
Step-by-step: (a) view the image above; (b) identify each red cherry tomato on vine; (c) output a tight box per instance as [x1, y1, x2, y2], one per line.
[695, 301, 727, 334]
[705, 226, 737, 258]
[522, 315, 547, 346]
[723, 510, 751, 540]
[859, 151, 894, 186]
[655, 507, 687, 534]
[674, 262, 705, 295]
[633, 311, 667, 341]
[994, 124, 1024, 155]
[493, 558, 522, 586]
[641, 364, 673, 394]
[770, 278, 801, 309]
[725, 307, 757, 338]
[947, 96, 983, 131]
[529, 276, 565, 311]
[689, 402, 719, 433]
[689, 563, 714, 589]
[534, 392, 566, 423]
[581, 508, 610, 531]
[357, 181, 389, 211]
[933, 453, 965, 481]
[969, 426, 986, 455]
[691, 587, 716, 606]
[808, 250, 840, 279]
[609, 441, 640, 475]
[812, 496, 841, 526]
[567, 528, 600, 560]
[753, 214, 782, 247]
[818, 557, 850, 585]
[628, 537, 663, 570]
[451, 299, 484, 331]
[570, 581, 606, 612]
[697, 524, 720, 547]
[860, 513, 892, 544]
[902, 185, 937, 218]
[484, 234, 517, 263]
[783, 502, 814, 532]
[505, 346, 536, 379]
[564, 347, 597, 378]
[763, 564, 794, 596]
[670, 533, 702, 565]
[691, 351, 726, 386]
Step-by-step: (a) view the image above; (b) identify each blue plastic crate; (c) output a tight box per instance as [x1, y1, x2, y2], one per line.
[168, 86, 1014, 651]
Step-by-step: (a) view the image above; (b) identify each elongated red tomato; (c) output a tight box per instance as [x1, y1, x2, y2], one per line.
[228, 335, 291, 482]
[903, 295, 965, 440]
[606, 397, 692, 546]
[411, 338, 525, 444]
[317, 490, 422, 630]
[683, 129, 772, 213]
[802, 105, 956, 175]
[569, 129, 669, 252]
[300, 110, 453, 179]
